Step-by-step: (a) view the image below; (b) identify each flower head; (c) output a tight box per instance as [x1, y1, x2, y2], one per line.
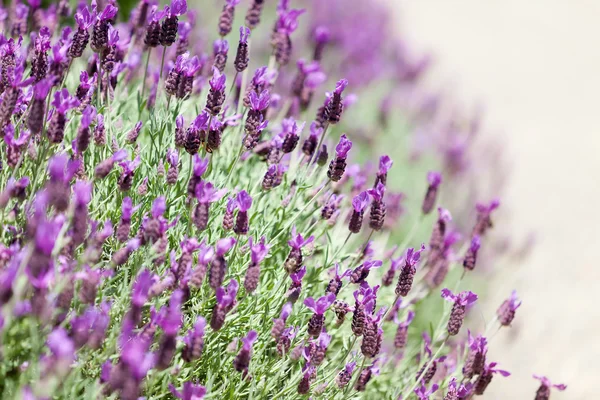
[236, 190, 252, 211]
[75, 5, 96, 29]
[335, 134, 352, 158]
[352, 191, 370, 212]
[170, 382, 207, 400]
[249, 89, 270, 111]
[249, 236, 270, 264]
[405, 244, 426, 267]
[289, 226, 314, 250]
[216, 237, 236, 256]
[209, 67, 226, 91]
[533, 375, 567, 391]
[368, 183, 386, 201]
[304, 293, 335, 315]
[196, 181, 227, 204]
[239, 26, 250, 44]
[290, 266, 306, 285]
[441, 288, 478, 307]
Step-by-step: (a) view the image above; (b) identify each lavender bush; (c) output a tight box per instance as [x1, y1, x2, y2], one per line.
[0, 0, 564, 399]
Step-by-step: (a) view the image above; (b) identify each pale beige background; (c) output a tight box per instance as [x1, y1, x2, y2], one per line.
[387, 1, 600, 398]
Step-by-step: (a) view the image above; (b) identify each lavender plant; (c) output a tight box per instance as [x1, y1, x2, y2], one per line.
[0, 0, 562, 399]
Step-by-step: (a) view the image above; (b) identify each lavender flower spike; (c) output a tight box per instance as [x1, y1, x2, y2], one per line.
[375, 155, 393, 186]
[367, 182, 386, 231]
[326, 79, 349, 124]
[395, 244, 426, 296]
[497, 290, 521, 326]
[233, 330, 258, 375]
[422, 171, 442, 215]
[206, 67, 226, 116]
[211, 279, 239, 330]
[348, 191, 370, 234]
[336, 361, 357, 388]
[169, 382, 207, 400]
[474, 362, 510, 395]
[271, 302, 293, 340]
[327, 134, 353, 182]
[304, 293, 335, 336]
[182, 317, 206, 362]
[394, 311, 415, 349]
[234, 26, 250, 72]
[234, 190, 252, 235]
[533, 375, 567, 400]
[244, 236, 270, 293]
[463, 235, 481, 271]
[284, 226, 314, 274]
[441, 288, 478, 336]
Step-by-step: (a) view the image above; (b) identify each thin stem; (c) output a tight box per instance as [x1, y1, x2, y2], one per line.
[159, 46, 167, 81]
[227, 71, 239, 99]
[269, 181, 329, 245]
[141, 48, 152, 102]
[307, 123, 329, 167]
[97, 59, 102, 109]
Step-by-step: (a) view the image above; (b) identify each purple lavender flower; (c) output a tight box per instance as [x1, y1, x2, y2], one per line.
[160, 0, 187, 47]
[271, 302, 293, 340]
[205, 67, 226, 116]
[533, 375, 567, 400]
[91, 4, 118, 52]
[27, 78, 53, 135]
[212, 39, 229, 73]
[497, 290, 521, 326]
[336, 361, 356, 388]
[111, 238, 141, 267]
[463, 331, 488, 378]
[361, 308, 385, 358]
[327, 134, 353, 181]
[308, 330, 332, 366]
[414, 382, 439, 400]
[244, 236, 270, 293]
[211, 279, 239, 330]
[463, 235, 481, 271]
[233, 330, 258, 375]
[126, 121, 143, 144]
[170, 382, 207, 400]
[350, 260, 382, 285]
[118, 156, 141, 192]
[348, 191, 370, 233]
[284, 227, 314, 274]
[367, 183, 386, 231]
[209, 238, 236, 291]
[70, 302, 110, 349]
[245, 89, 270, 136]
[395, 244, 426, 296]
[245, 0, 266, 30]
[375, 155, 393, 187]
[272, 6, 305, 66]
[429, 207, 452, 256]
[45, 327, 75, 376]
[394, 310, 415, 349]
[304, 293, 335, 336]
[474, 362, 510, 395]
[287, 265, 306, 303]
[355, 362, 380, 392]
[312, 26, 330, 61]
[301, 122, 323, 157]
[31, 27, 51, 83]
[473, 199, 500, 237]
[325, 79, 348, 124]
[156, 290, 184, 370]
[218, 0, 241, 37]
[297, 363, 315, 394]
[47, 89, 79, 144]
[222, 197, 237, 231]
[441, 288, 478, 336]
[69, 6, 95, 58]
[325, 264, 351, 296]
[422, 171, 442, 214]
[234, 190, 252, 235]
[193, 181, 227, 231]
[234, 26, 250, 72]
[182, 316, 206, 362]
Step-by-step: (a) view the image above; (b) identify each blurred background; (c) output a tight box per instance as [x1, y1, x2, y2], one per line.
[385, 0, 600, 398]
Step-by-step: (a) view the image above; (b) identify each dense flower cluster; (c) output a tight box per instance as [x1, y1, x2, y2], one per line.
[0, 0, 558, 399]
